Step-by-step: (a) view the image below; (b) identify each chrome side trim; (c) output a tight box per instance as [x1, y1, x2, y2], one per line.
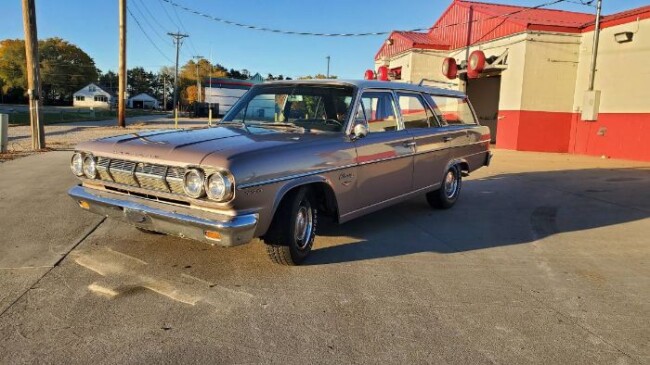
[238, 163, 357, 189]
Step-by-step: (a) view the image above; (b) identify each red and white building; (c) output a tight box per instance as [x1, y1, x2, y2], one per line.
[374, 0, 650, 161]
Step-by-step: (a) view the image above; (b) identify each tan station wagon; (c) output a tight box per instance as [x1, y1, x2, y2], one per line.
[69, 80, 491, 265]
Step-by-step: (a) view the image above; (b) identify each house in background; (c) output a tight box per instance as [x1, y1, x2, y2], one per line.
[73, 83, 114, 108]
[128, 93, 159, 109]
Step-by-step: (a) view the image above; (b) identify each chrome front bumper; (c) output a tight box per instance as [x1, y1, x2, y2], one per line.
[68, 185, 258, 247]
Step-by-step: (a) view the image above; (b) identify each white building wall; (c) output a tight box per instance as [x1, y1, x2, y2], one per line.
[572, 17, 650, 114]
[520, 32, 582, 113]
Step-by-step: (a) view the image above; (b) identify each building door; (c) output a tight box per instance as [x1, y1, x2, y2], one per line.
[466, 75, 501, 143]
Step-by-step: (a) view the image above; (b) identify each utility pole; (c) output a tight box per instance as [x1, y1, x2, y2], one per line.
[193, 55, 203, 103]
[326, 56, 330, 78]
[168, 32, 188, 128]
[587, 0, 603, 91]
[21, 0, 45, 149]
[118, 0, 126, 127]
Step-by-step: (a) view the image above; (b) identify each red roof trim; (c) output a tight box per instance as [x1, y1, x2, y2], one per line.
[583, 5, 650, 32]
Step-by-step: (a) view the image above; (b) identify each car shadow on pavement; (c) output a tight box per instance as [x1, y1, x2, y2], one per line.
[306, 167, 650, 265]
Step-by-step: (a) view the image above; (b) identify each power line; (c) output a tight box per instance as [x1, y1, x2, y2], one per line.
[129, 0, 171, 46]
[156, 0, 192, 60]
[126, 7, 174, 63]
[161, 0, 568, 37]
[134, 0, 171, 34]
[157, 0, 181, 30]
[167, 0, 199, 55]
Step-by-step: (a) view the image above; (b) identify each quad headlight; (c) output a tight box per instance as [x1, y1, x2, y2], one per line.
[183, 168, 206, 198]
[205, 172, 234, 202]
[71, 153, 84, 176]
[82, 154, 97, 179]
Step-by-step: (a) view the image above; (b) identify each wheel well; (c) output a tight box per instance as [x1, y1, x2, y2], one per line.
[280, 182, 339, 222]
[454, 161, 470, 176]
[459, 161, 470, 173]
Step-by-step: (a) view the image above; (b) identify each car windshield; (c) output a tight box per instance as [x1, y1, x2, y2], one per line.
[222, 85, 354, 132]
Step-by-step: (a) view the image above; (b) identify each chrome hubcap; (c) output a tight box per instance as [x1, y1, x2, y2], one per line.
[444, 170, 458, 199]
[294, 204, 313, 249]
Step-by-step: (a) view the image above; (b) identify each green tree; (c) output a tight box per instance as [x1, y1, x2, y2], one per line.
[0, 39, 28, 103]
[298, 73, 337, 80]
[0, 37, 99, 104]
[39, 38, 99, 104]
[127, 67, 155, 95]
[98, 70, 118, 94]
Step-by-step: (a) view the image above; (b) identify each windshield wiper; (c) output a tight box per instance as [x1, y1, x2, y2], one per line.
[217, 120, 251, 133]
[248, 122, 304, 131]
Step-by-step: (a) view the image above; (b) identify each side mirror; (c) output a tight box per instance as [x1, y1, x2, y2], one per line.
[352, 121, 368, 140]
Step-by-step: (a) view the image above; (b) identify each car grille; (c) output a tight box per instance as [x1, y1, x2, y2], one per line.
[95, 157, 187, 194]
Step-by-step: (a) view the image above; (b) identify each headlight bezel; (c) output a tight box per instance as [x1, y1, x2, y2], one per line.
[82, 154, 97, 179]
[183, 168, 206, 198]
[205, 171, 234, 202]
[71, 152, 84, 176]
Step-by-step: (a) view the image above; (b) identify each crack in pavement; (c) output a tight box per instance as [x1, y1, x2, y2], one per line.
[0, 217, 106, 320]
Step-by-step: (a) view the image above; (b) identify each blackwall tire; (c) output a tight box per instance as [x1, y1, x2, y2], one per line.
[264, 187, 317, 265]
[426, 165, 462, 209]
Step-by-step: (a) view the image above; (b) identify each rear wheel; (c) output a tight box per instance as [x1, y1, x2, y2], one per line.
[427, 165, 462, 209]
[264, 187, 317, 265]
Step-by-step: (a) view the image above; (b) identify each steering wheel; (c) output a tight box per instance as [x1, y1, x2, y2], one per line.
[324, 119, 343, 127]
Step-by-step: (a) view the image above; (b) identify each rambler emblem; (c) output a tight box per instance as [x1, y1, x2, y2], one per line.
[339, 172, 354, 186]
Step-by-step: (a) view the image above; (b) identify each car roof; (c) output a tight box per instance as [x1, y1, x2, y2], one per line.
[260, 79, 466, 98]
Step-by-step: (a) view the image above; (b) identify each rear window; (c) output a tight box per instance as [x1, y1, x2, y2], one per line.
[429, 96, 477, 125]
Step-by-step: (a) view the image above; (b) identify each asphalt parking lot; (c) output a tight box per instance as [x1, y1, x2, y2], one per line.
[0, 150, 648, 364]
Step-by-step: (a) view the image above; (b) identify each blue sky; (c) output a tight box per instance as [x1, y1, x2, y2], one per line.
[2, 0, 646, 79]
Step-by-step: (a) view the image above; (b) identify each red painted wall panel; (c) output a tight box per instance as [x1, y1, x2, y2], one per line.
[496, 110, 572, 152]
[570, 113, 650, 161]
[497, 110, 650, 161]
[495, 110, 520, 150]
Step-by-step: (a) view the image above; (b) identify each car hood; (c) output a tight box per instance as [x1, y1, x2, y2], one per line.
[76, 125, 336, 166]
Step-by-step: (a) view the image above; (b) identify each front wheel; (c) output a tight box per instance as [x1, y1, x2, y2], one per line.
[426, 165, 462, 209]
[264, 187, 317, 265]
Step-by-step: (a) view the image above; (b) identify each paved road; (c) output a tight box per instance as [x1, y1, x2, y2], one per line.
[5, 115, 213, 152]
[0, 150, 648, 364]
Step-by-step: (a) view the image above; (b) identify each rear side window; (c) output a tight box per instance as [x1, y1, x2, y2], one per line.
[397, 93, 437, 129]
[429, 96, 477, 125]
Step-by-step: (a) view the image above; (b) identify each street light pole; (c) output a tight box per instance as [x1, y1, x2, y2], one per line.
[193, 55, 203, 103]
[326, 56, 330, 78]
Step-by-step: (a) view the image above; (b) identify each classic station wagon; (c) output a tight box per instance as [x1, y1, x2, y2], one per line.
[69, 80, 491, 265]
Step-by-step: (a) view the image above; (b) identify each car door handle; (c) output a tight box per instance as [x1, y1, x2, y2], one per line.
[403, 141, 416, 148]
[443, 137, 453, 142]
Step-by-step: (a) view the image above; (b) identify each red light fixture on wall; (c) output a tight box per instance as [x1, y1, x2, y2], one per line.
[467, 50, 486, 74]
[364, 69, 376, 80]
[441, 57, 458, 79]
[377, 66, 389, 81]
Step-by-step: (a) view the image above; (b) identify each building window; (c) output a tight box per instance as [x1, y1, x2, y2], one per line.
[88, 86, 96, 92]
[389, 67, 402, 80]
[75, 96, 85, 101]
[94, 95, 108, 102]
